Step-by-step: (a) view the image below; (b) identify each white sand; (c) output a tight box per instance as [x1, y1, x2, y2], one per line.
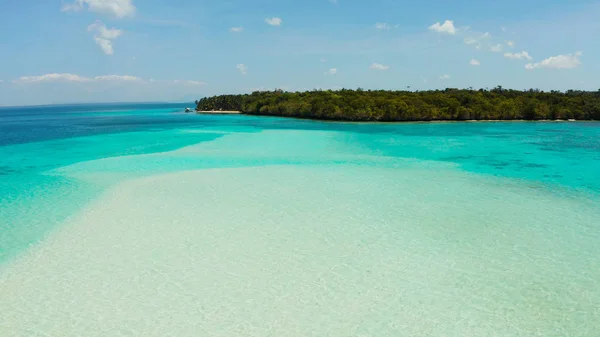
[196, 111, 242, 114]
[1, 165, 599, 336]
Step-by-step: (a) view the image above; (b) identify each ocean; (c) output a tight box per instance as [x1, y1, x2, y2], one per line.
[1, 103, 599, 336]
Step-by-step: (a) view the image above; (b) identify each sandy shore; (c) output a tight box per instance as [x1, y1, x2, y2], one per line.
[196, 110, 242, 114]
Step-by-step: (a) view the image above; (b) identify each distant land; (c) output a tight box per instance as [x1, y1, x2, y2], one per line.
[196, 88, 600, 122]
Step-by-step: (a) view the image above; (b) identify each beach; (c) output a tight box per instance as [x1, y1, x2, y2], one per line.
[196, 110, 242, 114]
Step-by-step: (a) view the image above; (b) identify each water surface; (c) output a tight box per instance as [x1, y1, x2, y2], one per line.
[1, 104, 599, 336]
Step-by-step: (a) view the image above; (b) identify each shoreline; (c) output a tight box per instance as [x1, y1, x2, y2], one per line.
[234, 113, 596, 124]
[195, 110, 241, 114]
[190, 109, 596, 123]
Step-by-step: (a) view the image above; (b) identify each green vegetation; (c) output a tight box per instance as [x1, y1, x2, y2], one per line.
[196, 87, 600, 121]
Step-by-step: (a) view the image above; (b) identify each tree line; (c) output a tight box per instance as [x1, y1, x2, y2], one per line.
[195, 87, 600, 121]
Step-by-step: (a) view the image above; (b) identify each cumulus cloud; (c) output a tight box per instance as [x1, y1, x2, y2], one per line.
[470, 59, 480, 66]
[61, 1, 84, 12]
[370, 63, 390, 70]
[525, 52, 582, 70]
[88, 21, 122, 39]
[504, 51, 532, 61]
[375, 22, 391, 30]
[88, 21, 122, 55]
[439, 74, 450, 80]
[490, 44, 503, 52]
[230, 26, 243, 33]
[94, 38, 115, 55]
[428, 20, 457, 35]
[325, 68, 337, 75]
[265, 17, 282, 26]
[464, 32, 490, 48]
[61, 0, 136, 18]
[464, 32, 514, 54]
[237, 64, 248, 75]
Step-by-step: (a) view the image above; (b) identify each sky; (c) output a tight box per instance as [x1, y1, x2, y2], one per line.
[0, 0, 599, 106]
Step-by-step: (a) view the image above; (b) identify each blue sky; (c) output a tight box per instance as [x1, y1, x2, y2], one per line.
[0, 0, 599, 106]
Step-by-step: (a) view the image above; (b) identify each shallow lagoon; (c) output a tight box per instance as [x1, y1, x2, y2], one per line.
[1, 104, 599, 336]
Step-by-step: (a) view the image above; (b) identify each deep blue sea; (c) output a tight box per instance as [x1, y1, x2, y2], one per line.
[1, 103, 599, 336]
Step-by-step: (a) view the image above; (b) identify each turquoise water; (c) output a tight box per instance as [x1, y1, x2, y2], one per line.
[1, 104, 599, 336]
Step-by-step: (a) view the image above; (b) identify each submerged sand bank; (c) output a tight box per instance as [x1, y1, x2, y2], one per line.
[1, 165, 599, 336]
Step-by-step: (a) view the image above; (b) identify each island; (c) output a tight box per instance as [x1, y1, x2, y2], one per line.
[195, 88, 600, 121]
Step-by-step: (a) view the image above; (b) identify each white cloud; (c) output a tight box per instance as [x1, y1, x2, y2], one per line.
[464, 32, 490, 47]
[325, 68, 337, 75]
[265, 17, 282, 26]
[375, 22, 391, 30]
[14, 73, 207, 86]
[88, 21, 122, 39]
[428, 20, 457, 35]
[230, 26, 244, 33]
[464, 33, 514, 54]
[177, 80, 206, 86]
[439, 74, 450, 80]
[525, 52, 582, 70]
[470, 59, 480, 66]
[504, 51, 532, 61]
[320, 58, 327, 62]
[62, 0, 136, 18]
[61, 0, 84, 12]
[94, 38, 115, 55]
[237, 64, 248, 75]
[14, 74, 141, 84]
[94, 75, 142, 81]
[490, 44, 503, 52]
[160, 79, 207, 86]
[15, 73, 91, 83]
[370, 63, 389, 70]
[329, 0, 338, 4]
[88, 21, 122, 55]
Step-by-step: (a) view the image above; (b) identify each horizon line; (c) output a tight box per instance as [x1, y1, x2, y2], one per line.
[0, 101, 195, 109]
